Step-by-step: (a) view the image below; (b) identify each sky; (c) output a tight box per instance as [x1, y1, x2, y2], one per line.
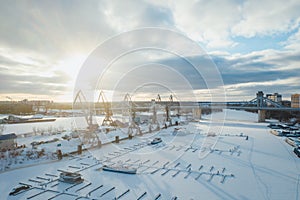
[0, 0, 300, 102]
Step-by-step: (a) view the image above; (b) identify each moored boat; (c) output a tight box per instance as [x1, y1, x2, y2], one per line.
[59, 172, 84, 183]
[150, 137, 162, 145]
[102, 165, 137, 174]
[9, 185, 31, 196]
[1, 115, 56, 124]
[294, 147, 300, 157]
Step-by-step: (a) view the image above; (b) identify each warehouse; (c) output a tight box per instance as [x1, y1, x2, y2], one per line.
[0, 133, 17, 151]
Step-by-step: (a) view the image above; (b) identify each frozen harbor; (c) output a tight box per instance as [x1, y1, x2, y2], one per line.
[1, 109, 299, 199]
[1, 116, 105, 135]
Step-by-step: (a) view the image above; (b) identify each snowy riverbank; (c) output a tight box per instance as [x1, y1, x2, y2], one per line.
[0, 109, 299, 199]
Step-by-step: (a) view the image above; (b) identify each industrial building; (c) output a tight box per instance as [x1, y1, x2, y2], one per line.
[0, 133, 17, 151]
[291, 94, 300, 108]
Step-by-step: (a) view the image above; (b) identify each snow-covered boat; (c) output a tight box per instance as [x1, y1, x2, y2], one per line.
[102, 165, 137, 174]
[59, 172, 84, 183]
[1, 115, 56, 124]
[9, 185, 31, 196]
[294, 147, 300, 157]
[150, 137, 162, 145]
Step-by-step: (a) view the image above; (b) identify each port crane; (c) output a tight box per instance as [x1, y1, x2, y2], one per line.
[123, 93, 141, 135]
[73, 90, 100, 145]
[166, 94, 174, 125]
[156, 94, 176, 126]
[148, 95, 161, 132]
[96, 91, 115, 126]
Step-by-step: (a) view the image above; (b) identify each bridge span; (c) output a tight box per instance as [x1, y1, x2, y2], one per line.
[199, 91, 300, 122]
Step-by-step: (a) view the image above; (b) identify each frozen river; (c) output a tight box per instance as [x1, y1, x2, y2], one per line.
[1, 116, 105, 135]
[1, 110, 299, 199]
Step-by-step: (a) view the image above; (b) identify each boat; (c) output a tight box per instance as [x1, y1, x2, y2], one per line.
[285, 137, 300, 147]
[59, 172, 84, 183]
[150, 137, 162, 145]
[294, 147, 300, 157]
[0, 115, 56, 124]
[9, 185, 31, 196]
[102, 165, 137, 174]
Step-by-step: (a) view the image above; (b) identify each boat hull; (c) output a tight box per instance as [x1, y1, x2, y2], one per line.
[6, 118, 56, 124]
[102, 166, 137, 174]
[9, 185, 31, 196]
[59, 172, 84, 184]
[150, 138, 162, 145]
[59, 177, 84, 184]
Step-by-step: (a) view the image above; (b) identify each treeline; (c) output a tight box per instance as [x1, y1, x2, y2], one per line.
[49, 103, 72, 110]
[201, 108, 223, 115]
[0, 104, 33, 114]
[266, 110, 300, 122]
[245, 109, 300, 122]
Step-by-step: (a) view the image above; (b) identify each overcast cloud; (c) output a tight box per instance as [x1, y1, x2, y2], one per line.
[0, 0, 299, 101]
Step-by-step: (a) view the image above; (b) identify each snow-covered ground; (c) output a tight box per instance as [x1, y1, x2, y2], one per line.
[1, 109, 299, 200]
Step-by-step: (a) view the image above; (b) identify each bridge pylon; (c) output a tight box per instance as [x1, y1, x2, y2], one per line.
[258, 110, 266, 122]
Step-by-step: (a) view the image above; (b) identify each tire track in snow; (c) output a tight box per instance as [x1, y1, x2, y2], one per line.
[277, 137, 300, 200]
[248, 137, 270, 200]
[296, 174, 300, 200]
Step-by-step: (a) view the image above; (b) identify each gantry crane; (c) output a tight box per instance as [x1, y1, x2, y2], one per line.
[73, 90, 100, 145]
[96, 91, 115, 126]
[156, 94, 176, 127]
[148, 95, 161, 132]
[123, 93, 141, 135]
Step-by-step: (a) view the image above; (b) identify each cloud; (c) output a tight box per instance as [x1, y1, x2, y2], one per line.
[171, 0, 241, 48]
[166, 0, 300, 49]
[209, 49, 300, 100]
[73, 28, 225, 103]
[102, 0, 174, 31]
[0, 1, 114, 58]
[0, 49, 70, 98]
[0, 69, 69, 95]
[284, 28, 300, 50]
[1, 1, 299, 53]
[0, 0, 299, 101]
[232, 0, 300, 37]
[0, 1, 116, 100]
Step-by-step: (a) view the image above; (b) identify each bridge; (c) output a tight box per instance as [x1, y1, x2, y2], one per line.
[199, 91, 300, 122]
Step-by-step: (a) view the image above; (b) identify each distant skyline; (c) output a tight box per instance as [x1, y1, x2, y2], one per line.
[0, 0, 300, 102]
